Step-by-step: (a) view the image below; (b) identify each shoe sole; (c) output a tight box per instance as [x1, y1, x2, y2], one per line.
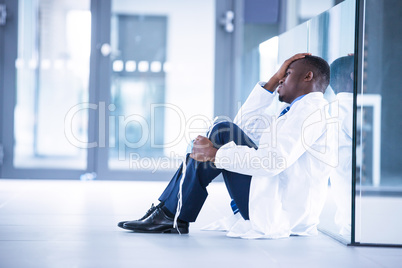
[123, 226, 189, 234]
[162, 227, 189, 234]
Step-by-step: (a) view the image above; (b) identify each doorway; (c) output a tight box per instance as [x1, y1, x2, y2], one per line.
[1, 0, 228, 180]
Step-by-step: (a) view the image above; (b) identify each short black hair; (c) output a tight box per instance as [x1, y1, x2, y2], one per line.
[330, 55, 354, 94]
[300, 55, 330, 93]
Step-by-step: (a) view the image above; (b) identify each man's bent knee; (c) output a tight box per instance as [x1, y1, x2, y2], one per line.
[208, 121, 241, 148]
[208, 121, 257, 149]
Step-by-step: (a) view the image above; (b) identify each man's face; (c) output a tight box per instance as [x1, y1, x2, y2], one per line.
[277, 60, 307, 104]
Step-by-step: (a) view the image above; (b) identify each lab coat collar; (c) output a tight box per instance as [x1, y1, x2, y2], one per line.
[289, 94, 306, 109]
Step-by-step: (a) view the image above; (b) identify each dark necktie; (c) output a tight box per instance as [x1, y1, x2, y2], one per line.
[278, 106, 290, 118]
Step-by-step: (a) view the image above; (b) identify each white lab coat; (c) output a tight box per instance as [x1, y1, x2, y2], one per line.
[207, 82, 336, 239]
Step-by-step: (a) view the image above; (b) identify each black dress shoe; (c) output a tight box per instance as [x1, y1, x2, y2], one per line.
[117, 221, 129, 229]
[123, 206, 189, 234]
[117, 203, 160, 229]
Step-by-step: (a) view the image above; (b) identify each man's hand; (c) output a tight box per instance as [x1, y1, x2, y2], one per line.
[263, 53, 311, 92]
[189, 135, 218, 162]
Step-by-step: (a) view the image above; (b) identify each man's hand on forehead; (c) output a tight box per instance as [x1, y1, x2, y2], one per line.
[274, 53, 311, 81]
[263, 53, 311, 93]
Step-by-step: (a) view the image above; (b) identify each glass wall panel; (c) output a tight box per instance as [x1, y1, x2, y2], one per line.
[309, 0, 355, 243]
[14, 0, 91, 169]
[109, 0, 215, 170]
[355, 0, 402, 245]
[278, 23, 308, 63]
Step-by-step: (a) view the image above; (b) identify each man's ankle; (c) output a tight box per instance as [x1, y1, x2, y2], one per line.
[161, 205, 189, 223]
[161, 205, 175, 218]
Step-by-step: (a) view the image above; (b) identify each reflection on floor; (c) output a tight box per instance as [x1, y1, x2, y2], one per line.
[320, 184, 402, 245]
[0, 179, 401, 268]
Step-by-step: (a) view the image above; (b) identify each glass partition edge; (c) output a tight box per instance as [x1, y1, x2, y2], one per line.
[350, 0, 402, 248]
[350, 0, 364, 246]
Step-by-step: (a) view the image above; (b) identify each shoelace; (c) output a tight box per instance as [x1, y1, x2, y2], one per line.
[174, 161, 187, 234]
[139, 203, 155, 221]
[174, 119, 218, 234]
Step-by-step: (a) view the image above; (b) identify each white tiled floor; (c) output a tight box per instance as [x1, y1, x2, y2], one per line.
[0, 179, 401, 268]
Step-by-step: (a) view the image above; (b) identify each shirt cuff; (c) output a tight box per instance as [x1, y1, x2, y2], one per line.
[258, 81, 274, 94]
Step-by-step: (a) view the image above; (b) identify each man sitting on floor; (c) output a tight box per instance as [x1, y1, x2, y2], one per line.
[118, 53, 335, 239]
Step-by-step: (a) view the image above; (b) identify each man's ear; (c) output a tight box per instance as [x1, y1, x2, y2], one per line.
[304, 71, 313, 81]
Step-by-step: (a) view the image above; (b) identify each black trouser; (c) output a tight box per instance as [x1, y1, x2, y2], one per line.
[158, 122, 257, 222]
